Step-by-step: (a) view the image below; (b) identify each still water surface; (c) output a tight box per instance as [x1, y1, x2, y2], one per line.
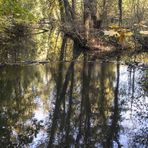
[0, 53, 148, 147]
[0, 30, 148, 148]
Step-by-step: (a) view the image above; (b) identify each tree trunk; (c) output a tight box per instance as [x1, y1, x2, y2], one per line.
[58, 0, 65, 22]
[72, 0, 76, 19]
[118, 0, 122, 26]
[63, 0, 73, 21]
[84, 0, 91, 39]
[90, 0, 98, 27]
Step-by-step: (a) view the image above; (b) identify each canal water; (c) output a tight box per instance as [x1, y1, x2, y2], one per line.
[0, 33, 148, 148]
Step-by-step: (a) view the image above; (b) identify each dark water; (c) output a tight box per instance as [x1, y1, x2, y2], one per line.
[0, 32, 148, 147]
[0, 54, 148, 148]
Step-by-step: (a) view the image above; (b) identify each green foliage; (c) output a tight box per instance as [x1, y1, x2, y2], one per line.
[0, 0, 37, 46]
[0, 16, 12, 32]
[0, 0, 35, 21]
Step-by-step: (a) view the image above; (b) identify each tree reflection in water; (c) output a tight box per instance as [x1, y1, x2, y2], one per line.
[0, 65, 46, 147]
[0, 40, 148, 147]
[47, 43, 148, 147]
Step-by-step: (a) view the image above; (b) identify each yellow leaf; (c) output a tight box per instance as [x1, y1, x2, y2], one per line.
[141, 24, 147, 28]
[140, 21, 146, 24]
[125, 32, 133, 36]
[109, 24, 120, 30]
[139, 31, 148, 35]
[119, 32, 125, 44]
[103, 30, 119, 37]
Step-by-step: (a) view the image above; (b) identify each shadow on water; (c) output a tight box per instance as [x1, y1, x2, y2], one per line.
[0, 34, 148, 147]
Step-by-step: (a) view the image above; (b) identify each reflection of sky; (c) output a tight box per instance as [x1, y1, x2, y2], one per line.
[29, 64, 147, 147]
[33, 96, 48, 121]
[3, 62, 147, 147]
[30, 130, 48, 148]
[11, 95, 50, 148]
[119, 65, 148, 147]
[29, 92, 54, 148]
[24, 78, 54, 148]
